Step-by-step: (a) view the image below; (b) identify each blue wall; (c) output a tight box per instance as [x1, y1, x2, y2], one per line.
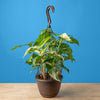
[0, 0, 100, 83]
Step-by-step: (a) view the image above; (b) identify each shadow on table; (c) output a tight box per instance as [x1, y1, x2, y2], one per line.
[56, 87, 87, 98]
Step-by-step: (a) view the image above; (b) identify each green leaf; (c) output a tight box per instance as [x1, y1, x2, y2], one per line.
[69, 36, 79, 45]
[32, 65, 36, 68]
[59, 47, 72, 55]
[11, 45, 22, 51]
[25, 60, 32, 65]
[40, 44, 48, 56]
[60, 43, 69, 48]
[32, 55, 43, 66]
[61, 64, 70, 74]
[56, 54, 64, 61]
[11, 41, 34, 51]
[49, 68, 60, 82]
[44, 58, 54, 63]
[53, 33, 60, 36]
[46, 64, 52, 73]
[32, 57, 37, 65]
[46, 64, 60, 82]
[32, 53, 38, 58]
[63, 56, 70, 61]
[49, 73, 60, 82]
[34, 30, 52, 46]
[40, 29, 52, 34]
[68, 54, 75, 62]
[47, 39, 59, 52]
[39, 36, 51, 48]
[25, 55, 33, 65]
[27, 41, 34, 47]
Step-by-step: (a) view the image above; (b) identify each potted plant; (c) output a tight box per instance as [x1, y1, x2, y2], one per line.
[11, 5, 79, 98]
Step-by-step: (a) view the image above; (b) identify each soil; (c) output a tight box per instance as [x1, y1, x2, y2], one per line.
[36, 73, 63, 81]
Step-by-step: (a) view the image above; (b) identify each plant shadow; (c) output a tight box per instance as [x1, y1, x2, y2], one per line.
[56, 86, 88, 98]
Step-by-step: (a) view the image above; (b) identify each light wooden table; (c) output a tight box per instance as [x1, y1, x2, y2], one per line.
[0, 83, 100, 100]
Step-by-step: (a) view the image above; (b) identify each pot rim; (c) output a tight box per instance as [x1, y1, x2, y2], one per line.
[36, 78, 59, 82]
[35, 75, 63, 82]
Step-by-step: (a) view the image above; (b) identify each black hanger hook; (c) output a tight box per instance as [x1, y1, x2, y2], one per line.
[46, 5, 55, 28]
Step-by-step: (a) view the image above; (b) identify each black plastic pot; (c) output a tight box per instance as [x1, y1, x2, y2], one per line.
[36, 75, 62, 98]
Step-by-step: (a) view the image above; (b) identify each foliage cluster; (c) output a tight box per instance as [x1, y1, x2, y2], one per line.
[11, 29, 79, 81]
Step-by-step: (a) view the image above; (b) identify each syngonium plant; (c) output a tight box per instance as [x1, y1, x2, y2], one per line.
[11, 29, 79, 81]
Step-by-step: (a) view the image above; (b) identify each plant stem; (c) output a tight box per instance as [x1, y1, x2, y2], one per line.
[42, 64, 46, 80]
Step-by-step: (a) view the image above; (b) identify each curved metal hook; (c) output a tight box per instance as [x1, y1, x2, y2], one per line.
[46, 5, 55, 28]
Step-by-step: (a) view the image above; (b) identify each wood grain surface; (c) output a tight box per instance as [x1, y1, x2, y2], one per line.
[0, 83, 100, 100]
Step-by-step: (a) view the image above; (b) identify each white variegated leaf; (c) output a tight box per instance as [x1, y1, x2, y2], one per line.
[60, 33, 72, 42]
[23, 46, 39, 57]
